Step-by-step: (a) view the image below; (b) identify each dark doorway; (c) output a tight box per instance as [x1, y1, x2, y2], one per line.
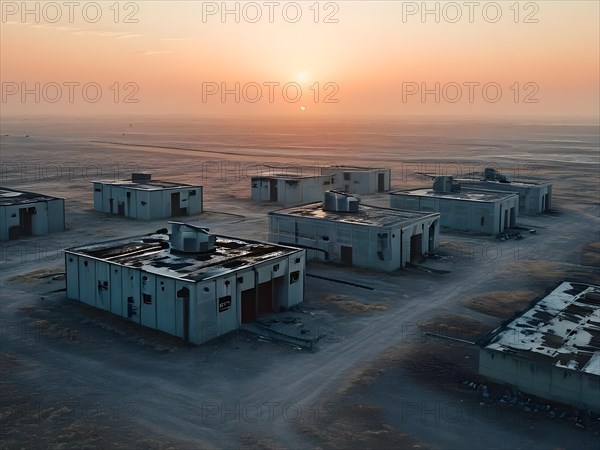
[117, 202, 125, 216]
[177, 287, 190, 342]
[428, 223, 436, 253]
[269, 180, 278, 201]
[171, 192, 181, 216]
[272, 276, 285, 312]
[410, 234, 423, 262]
[504, 210, 509, 229]
[241, 288, 257, 323]
[378, 173, 385, 192]
[510, 208, 516, 227]
[109, 198, 114, 213]
[541, 195, 545, 212]
[341, 246, 352, 265]
[257, 280, 273, 315]
[18, 207, 34, 237]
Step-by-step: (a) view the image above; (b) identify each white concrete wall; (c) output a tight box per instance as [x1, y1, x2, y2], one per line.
[93, 183, 103, 211]
[65, 248, 305, 345]
[390, 194, 518, 234]
[0, 205, 21, 241]
[47, 198, 65, 233]
[322, 168, 391, 194]
[251, 177, 330, 204]
[251, 178, 270, 201]
[458, 180, 552, 215]
[268, 214, 438, 271]
[480, 349, 600, 413]
[0, 198, 65, 241]
[93, 184, 202, 220]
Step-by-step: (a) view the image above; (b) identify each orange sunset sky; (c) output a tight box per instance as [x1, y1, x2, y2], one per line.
[1, 1, 599, 117]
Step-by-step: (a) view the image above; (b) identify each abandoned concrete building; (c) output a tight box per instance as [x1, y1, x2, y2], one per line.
[389, 176, 519, 234]
[268, 191, 440, 271]
[0, 187, 65, 241]
[93, 173, 202, 220]
[479, 281, 600, 413]
[456, 167, 552, 215]
[321, 165, 391, 194]
[251, 173, 334, 204]
[64, 222, 306, 344]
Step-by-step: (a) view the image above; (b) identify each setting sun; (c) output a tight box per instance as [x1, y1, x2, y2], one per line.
[296, 71, 310, 84]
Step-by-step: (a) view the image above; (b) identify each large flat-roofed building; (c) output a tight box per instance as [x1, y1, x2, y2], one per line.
[93, 173, 202, 220]
[64, 222, 305, 344]
[0, 187, 65, 241]
[479, 282, 600, 413]
[321, 165, 391, 194]
[251, 173, 334, 204]
[389, 177, 519, 234]
[456, 167, 552, 215]
[268, 191, 440, 271]
[456, 180, 552, 215]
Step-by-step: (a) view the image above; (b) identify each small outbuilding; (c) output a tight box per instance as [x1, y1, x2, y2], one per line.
[251, 173, 334, 204]
[268, 191, 440, 271]
[321, 165, 391, 194]
[64, 222, 306, 344]
[479, 281, 600, 413]
[389, 176, 519, 234]
[93, 173, 202, 220]
[0, 187, 65, 241]
[456, 167, 552, 215]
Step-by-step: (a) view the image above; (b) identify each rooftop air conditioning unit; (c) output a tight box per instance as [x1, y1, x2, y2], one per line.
[323, 190, 360, 212]
[169, 222, 216, 254]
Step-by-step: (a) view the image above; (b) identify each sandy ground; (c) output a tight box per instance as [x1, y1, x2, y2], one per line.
[1, 117, 599, 449]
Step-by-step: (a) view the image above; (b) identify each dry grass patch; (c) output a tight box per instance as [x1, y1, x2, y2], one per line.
[8, 268, 62, 284]
[437, 241, 474, 258]
[495, 261, 600, 286]
[399, 341, 480, 388]
[418, 313, 493, 342]
[321, 294, 387, 313]
[580, 241, 600, 267]
[299, 403, 425, 450]
[0, 352, 23, 373]
[239, 435, 286, 450]
[461, 291, 536, 319]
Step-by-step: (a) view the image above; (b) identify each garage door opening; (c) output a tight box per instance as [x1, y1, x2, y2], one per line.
[428, 223, 436, 253]
[341, 246, 352, 265]
[257, 280, 274, 316]
[176, 286, 190, 342]
[378, 173, 385, 192]
[269, 180, 278, 201]
[410, 233, 423, 263]
[11, 207, 35, 239]
[241, 288, 256, 324]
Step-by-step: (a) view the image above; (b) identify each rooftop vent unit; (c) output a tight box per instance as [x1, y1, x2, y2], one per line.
[483, 167, 508, 183]
[169, 222, 216, 254]
[323, 190, 360, 213]
[132, 172, 152, 182]
[432, 176, 461, 193]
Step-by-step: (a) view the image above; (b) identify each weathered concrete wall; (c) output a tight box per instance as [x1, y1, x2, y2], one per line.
[269, 213, 439, 271]
[390, 193, 518, 234]
[479, 349, 600, 413]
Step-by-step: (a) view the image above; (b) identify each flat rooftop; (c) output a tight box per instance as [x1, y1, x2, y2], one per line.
[270, 202, 439, 227]
[323, 165, 389, 172]
[66, 232, 298, 282]
[456, 178, 552, 188]
[252, 172, 328, 180]
[0, 187, 62, 206]
[93, 179, 200, 191]
[481, 282, 600, 376]
[390, 188, 518, 202]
